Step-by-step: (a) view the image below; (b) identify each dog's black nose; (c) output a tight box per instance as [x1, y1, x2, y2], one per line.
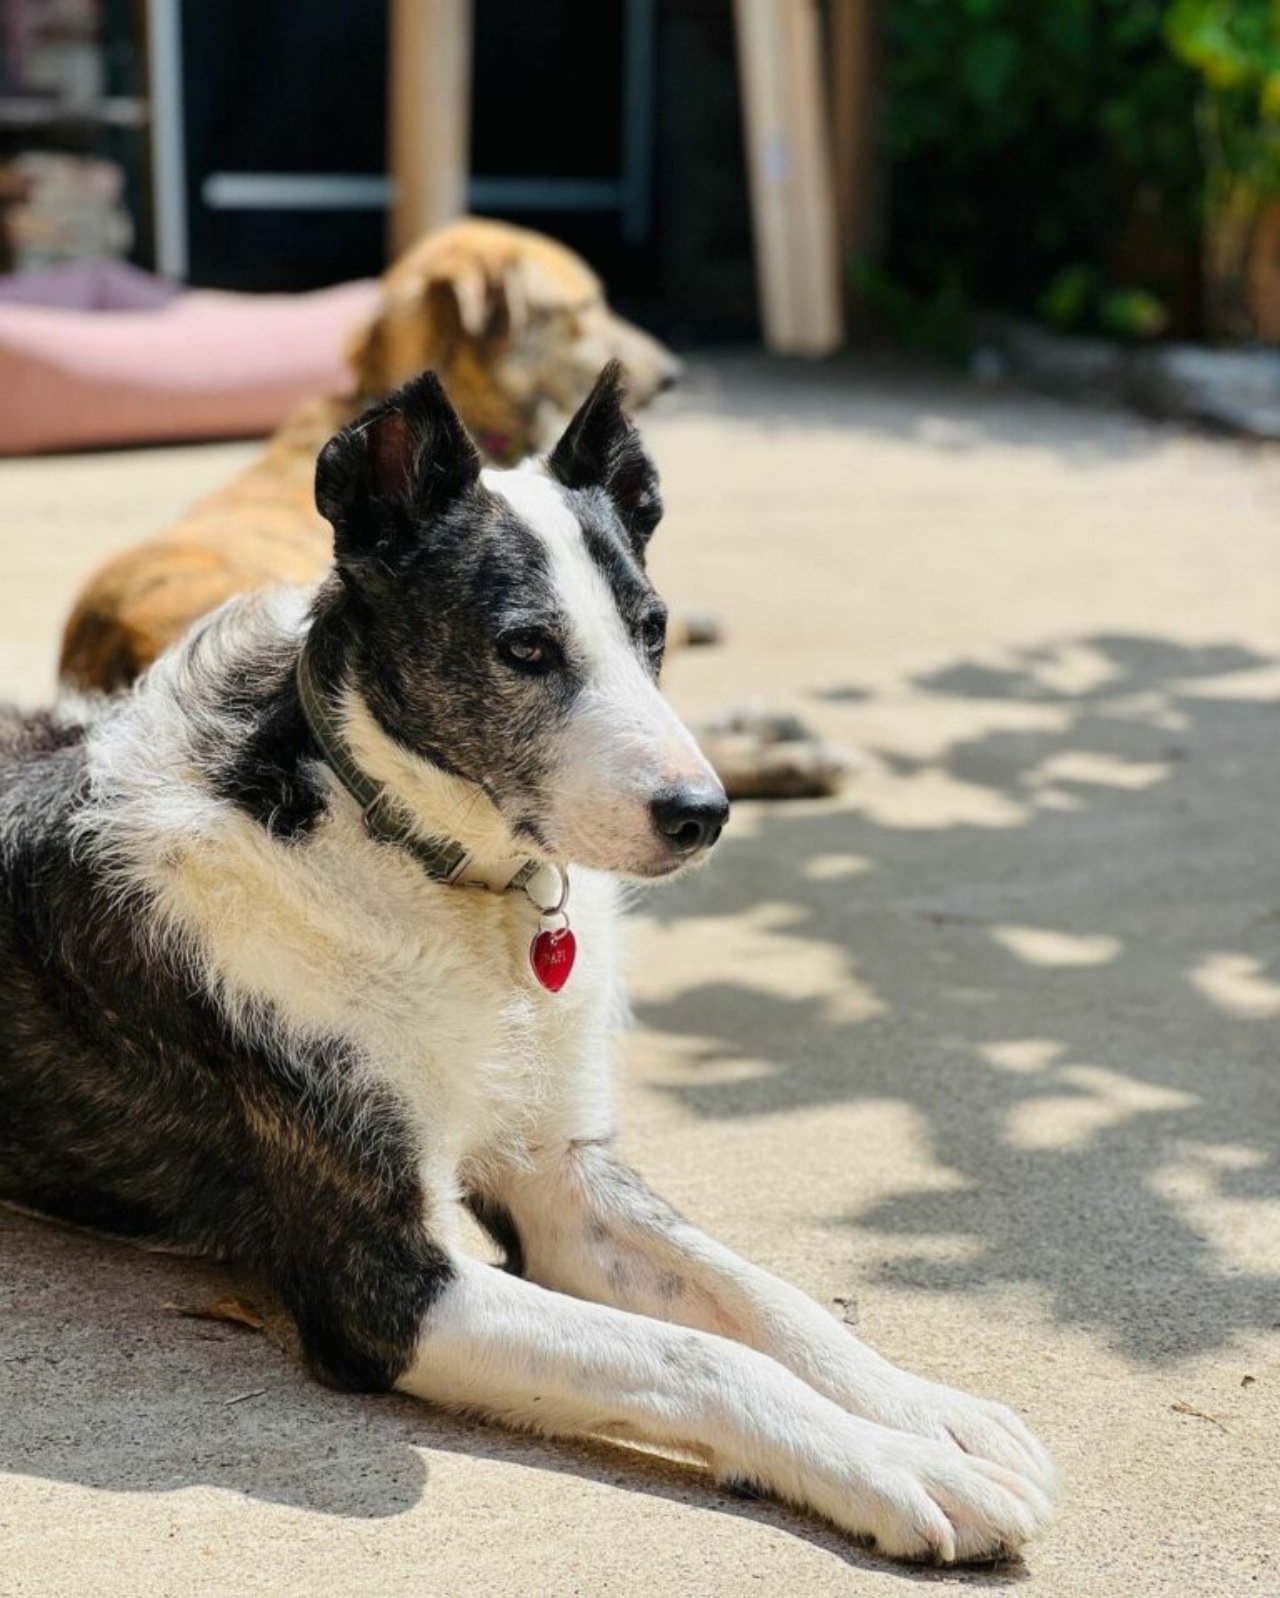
[651, 788, 730, 854]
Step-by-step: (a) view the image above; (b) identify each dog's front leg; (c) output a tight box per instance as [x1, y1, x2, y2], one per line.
[497, 1142, 1056, 1511]
[399, 1252, 1047, 1562]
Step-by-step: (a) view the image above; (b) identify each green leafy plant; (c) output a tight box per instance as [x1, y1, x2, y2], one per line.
[851, 261, 973, 362]
[1167, 0, 1280, 336]
[879, 1, 1202, 348]
[1037, 266, 1170, 337]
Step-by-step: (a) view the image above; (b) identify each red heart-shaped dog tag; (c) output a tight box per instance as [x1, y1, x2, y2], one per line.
[530, 927, 577, 993]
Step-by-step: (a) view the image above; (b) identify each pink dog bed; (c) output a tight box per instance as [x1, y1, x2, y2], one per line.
[0, 264, 380, 455]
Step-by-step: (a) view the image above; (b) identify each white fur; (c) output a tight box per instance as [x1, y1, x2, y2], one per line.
[69, 480, 1055, 1560]
[403, 1255, 1051, 1563]
[484, 463, 716, 876]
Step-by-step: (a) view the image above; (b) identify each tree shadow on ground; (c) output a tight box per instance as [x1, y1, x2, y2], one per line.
[637, 633, 1280, 1366]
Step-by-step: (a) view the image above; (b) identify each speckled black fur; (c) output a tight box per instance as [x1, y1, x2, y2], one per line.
[0, 709, 452, 1389]
[203, 633, 329, 839]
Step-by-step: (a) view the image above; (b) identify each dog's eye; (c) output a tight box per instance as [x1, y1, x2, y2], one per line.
[498, 628, 563, 675]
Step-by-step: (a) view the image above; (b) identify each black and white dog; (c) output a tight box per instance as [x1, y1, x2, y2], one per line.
[0, 366, 1055, 1562]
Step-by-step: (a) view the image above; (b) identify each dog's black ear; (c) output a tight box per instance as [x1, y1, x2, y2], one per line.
[316, 370, 481, 573]
[548, 360, 662, 552]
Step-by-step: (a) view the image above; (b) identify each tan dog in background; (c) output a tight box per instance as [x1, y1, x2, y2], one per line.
[59, 218, 680, 694]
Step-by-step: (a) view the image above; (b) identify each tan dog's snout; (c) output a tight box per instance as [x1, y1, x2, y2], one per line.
[604, 312, 684, 401]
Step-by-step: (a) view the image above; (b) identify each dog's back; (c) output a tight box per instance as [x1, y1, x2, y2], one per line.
[57, 399, 345, 694]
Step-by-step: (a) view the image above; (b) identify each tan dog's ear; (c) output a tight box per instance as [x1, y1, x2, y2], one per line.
[446, 264, 536, 344]
[499, 264, 528, 342]
[426, 271, 515, 348]
[345, 250, 575, 399]
[437, 252, 584, 346]
[450, 266, 491, 339]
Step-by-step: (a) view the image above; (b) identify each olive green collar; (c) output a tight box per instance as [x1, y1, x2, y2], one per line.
[295, 642, 545, 898]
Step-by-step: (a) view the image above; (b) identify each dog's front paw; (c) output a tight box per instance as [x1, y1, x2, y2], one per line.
[764, 1420, 1054, 1565]
[865, 1375, 1058, 1504]
[853, 1430, 1054, 1564]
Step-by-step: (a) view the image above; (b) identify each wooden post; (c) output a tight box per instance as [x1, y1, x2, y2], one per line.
[733, 0, 845, 354]
[388, 0, 474, 260]
[829, 0, 881, 272]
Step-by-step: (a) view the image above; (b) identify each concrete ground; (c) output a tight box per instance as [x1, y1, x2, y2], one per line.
[1, 356, 1276, 1597]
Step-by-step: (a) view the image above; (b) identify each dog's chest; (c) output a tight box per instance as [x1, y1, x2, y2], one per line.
[357, 881, 618, 1163]
[160, 810, 622, 1164]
